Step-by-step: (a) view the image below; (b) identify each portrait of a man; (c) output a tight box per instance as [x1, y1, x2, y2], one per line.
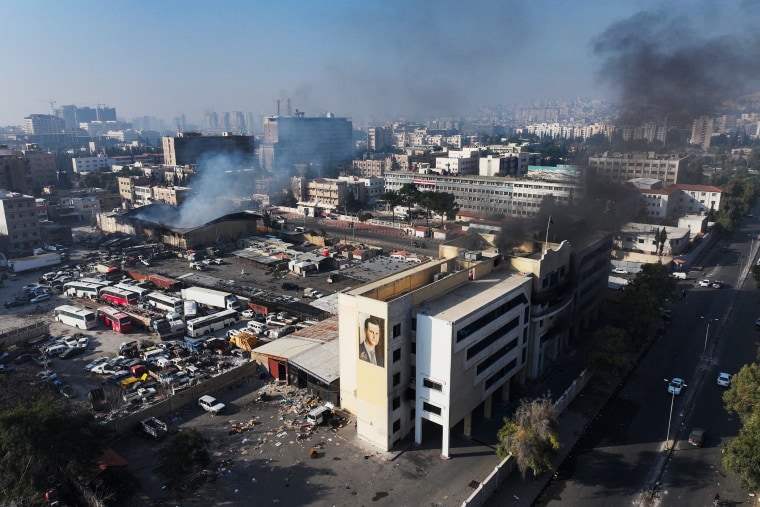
[358, 315, 385, 367]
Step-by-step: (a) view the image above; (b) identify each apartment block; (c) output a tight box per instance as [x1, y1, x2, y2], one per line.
[587, 153, 686, 186]
[0, 190, 41, 253]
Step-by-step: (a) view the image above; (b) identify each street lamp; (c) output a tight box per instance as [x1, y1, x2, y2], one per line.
[701, 316, 719, 353]
[664, 378, 677, 450]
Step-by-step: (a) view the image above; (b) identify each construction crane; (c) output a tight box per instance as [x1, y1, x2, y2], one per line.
[36, 99, 56, 114]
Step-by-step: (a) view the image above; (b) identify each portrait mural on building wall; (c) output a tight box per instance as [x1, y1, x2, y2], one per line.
[358, 314, 385, 367]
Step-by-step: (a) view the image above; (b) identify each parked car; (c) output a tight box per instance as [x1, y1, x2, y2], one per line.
[717, 372, 732, 387]
[688, 427, 705, 447]
[198, 395, 225, 414]
[76, 336, 90, 349]
[84, 357, 109, 372]
[698, 279, 711, 287]
[667, 377, 686, 395]
[712, 280, 723, 289]
[4, 300, 26, 309]
[59, 347, 85, 359]
[241, 309, 255, 319]
[29, 294, 51, 304]
[281, 282, 299, 290]
[36, 370, 58, 382]
[61, 336, 78, 348]
[611, 267, 629, 275]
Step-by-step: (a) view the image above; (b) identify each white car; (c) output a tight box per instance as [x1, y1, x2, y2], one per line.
[198, 395, 225, 414]
[698, 279, 711, 287]
[611, 267, 629, 275]
[717, 372, 732, 387]
[667, 377, 686, 395]
[241, 310, 255, 319]
[37, 370, 58, 382]
[61, 336, 78, 348]
[76, 336, 89, 349]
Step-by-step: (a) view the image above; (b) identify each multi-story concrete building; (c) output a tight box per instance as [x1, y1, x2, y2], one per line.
[615, 222, 690, 256]
[353, 157, 392, 178]
[118, 175, 151, 203]
[60, 196, 101, 219]
[72, 156, 112, 174]
[0, 147, 35, 193]
[638, 184, 723, 219]
[23, 149, 58, 188]
[258, 111, 353, 172]
[384, 172, 583, 218]
[367, 127, 393, 151]
[162, 132, 254, 166]
[22, 114, 65, 135]
[434, 147, 481, 175]
[291, 177, 351, 209]
[587, 153, 686, 186]
[0, 190, 40, 254]
[339, 249, 533, 455]
[151, 185, 190, 206]
[690, 116, 714, 150]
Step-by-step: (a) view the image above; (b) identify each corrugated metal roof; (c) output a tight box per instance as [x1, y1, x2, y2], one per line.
[290, 315, 339, 341]
[290, 339, 340, 384]
[254, 336, 320, 359]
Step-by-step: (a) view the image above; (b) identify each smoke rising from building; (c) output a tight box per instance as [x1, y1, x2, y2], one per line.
[592, 5, 760, 122]
[135, 152, 253, 229]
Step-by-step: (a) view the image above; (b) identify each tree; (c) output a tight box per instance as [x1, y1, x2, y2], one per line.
[398, 183, 421, 222]
[155, 429, 210, 487]
[380, 190, 403, 221]
[357, 211, 373, 222]
[722, 410, 760, 490]
[584, 326, 631, 380]
[616, 263, 674, 345]
[0, 397, 108, 502]
[723, 363, 760, 422]
[657, 227, 668, 257]
[496, 393, 560, 478]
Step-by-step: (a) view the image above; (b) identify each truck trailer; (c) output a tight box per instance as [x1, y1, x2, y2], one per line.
[8, 253, 61, 273]
[180, 286, 241, 311]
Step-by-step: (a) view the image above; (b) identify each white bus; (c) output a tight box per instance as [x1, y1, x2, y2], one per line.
[113, 282, 151, 299]
[186, 309, 239, 337]
[54, 305, 97, 330]
[78, 277, 112, 287]
[146, 291, 184, 314]
[63, 281, 103, 299]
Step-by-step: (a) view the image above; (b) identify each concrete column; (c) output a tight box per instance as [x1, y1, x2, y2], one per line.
[463, 413, 472, 438]
[501, 380, 510, 403]
[441, 424, 450, 459]
[415, 414, 422, 445]
[484, 395, 492, 419]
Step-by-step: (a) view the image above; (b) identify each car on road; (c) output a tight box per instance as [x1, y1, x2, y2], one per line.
[241, 309, 255, 319]
[688, 427, 705, 447]
[712, 280, 723, 289]
[198, 395, 225, 414]
[611, 267, 629, 274]
[668, 377, 686, 395]
[29, 293, 51, 304]
[698, 279, 711, 287]
[717, 372, 732, 387]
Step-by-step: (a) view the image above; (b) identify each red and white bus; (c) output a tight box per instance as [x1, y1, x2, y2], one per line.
[96, 306, 132, 333]
[98, 286, 138, 307]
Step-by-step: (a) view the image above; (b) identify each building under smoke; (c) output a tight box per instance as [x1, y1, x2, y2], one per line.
[162, 132, 254, 166]
[97, 203, 260, 251]
[258, 111, 353, 173]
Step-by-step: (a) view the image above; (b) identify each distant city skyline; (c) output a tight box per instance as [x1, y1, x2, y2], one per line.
[1, 0, 755, 127]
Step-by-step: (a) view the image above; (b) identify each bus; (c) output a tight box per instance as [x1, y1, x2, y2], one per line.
[98, 287, 138, 307]
[78, 277, 112, 287]
[186, 309, 239, 337]
[146, 291, 184, 314]
[63, 281, 102, 299]
[54, 305, 97, 330]
[113, 282, 151, 299]
[96, 306, 132, 333]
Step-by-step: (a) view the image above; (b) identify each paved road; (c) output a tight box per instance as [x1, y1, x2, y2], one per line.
[535, 224, 759, 507]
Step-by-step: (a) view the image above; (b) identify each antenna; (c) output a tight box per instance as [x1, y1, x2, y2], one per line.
[273, 99, 281, 116]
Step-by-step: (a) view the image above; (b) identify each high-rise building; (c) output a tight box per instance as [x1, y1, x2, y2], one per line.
[367, 126, 392, 151]
[690, 116, 714, 150]
[162, 132, 254, 166]
[258, 111, 353, 172]
[22, 115, 65, 135]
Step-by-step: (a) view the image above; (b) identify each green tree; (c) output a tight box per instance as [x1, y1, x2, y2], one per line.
[0, 397, 108, 502]
[496, 393, 559, 478]
[380, 190, 403, 222]
[357, 211, 373, 222]
[155, 429, 210, 487]
[398, 183, 421, 222]
[584, 326, 631, 380]
[723, 363, 760, 422]
[428, 191, 459, 224]
[657, 227, 668, 257]
[722, 410, 760, 490]
[616, 263, 674, 345]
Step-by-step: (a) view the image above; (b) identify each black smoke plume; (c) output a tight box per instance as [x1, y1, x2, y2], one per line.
[592, 7, 760, 123]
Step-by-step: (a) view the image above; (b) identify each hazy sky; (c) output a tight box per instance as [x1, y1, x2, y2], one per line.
[0, 0, 754, 127]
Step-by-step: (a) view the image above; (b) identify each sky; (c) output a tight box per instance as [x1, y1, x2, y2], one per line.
[0, 0, 756, 128]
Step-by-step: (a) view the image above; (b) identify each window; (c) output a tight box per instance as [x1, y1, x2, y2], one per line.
[393, 419, 401, 433]
[423, 378, 443, 391]
[393, 373, 401, 386]
[392, 397, 401, 410]
[393, 323, 401, 338]
[423, 402, 441, 415]
[393, 348, 401, 363]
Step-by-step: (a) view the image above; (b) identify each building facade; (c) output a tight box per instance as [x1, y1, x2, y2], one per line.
[162, 132, 254, 166]
[639, 184, 723, 219]
[0, 191, 41, 254]
[588, 153, 686, 186]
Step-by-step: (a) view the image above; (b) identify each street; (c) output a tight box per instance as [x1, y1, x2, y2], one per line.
[535, 218, 760, 507]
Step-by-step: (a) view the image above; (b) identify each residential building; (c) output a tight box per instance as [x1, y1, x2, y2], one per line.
[615, 222, 690, 256]
[162, 132, 254, 166]
[0, 147, 32, 193]
[258, 111, 353, 172]
[60, 196, 101, 219]
[118, 175, 151, 203]
[23, 149, 58, 188]
[367, 127, 393, 151]
[152, 185, 190, 206]
[353, 157, 392, 178]
[0, 190, 40, 254]
[587, 153, 686, 186]
[690, 116, 713, 150]
[639, 184, 723, 219]
[434, 147, 481, 175]
[22, 114, 65, 136]
[291, 177, 351, 210]
[72, 156, 112, 174]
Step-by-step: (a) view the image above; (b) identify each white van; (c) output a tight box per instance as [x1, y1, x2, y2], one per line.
[307, 402, 334, 426]
[45, 343, 67, 355]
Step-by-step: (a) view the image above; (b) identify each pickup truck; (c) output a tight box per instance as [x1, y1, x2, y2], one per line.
[140, 416, 168, 439]
[198, 395, 225, 414]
